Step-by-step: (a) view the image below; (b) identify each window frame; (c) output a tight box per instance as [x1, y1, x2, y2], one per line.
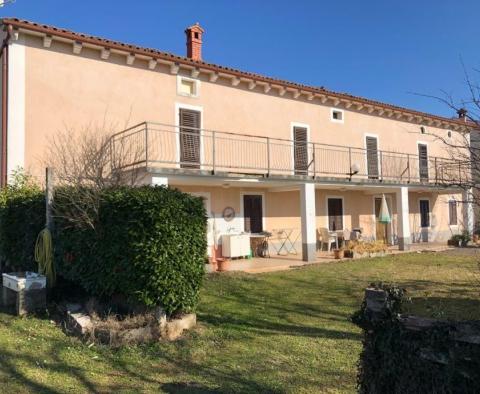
[177, 75, 200, 98]
[290, 122, 311, 175]
[419, 198, 431, 228]
[448, 199, 458, 227]
[330, 108, 344, 124]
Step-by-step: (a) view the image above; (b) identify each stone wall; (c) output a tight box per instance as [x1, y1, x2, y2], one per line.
[353, 286, 480, 393]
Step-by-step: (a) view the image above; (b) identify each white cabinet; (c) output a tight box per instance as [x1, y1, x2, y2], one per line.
[221, 234, 250, 258]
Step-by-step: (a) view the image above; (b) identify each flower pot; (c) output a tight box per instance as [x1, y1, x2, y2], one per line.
[333, 249, 344, 259]
[217, 259, 230, 272]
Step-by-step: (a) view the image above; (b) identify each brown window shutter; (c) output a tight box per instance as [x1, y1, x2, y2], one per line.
[294, 127, 308, 175]
[418, 144, 429, 181]
[366, 136, 379, 179]
[449, 201, 457, 225]
[179, 109, 201, 168]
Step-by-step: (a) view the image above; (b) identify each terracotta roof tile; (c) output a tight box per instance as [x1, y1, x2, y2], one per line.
[1, 17, 475, 129]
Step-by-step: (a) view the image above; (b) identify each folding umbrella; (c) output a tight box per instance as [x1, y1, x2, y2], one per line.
[378, 194, 391, 224]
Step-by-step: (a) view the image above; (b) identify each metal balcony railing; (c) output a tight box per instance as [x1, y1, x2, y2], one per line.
[110, 121, 469, 185]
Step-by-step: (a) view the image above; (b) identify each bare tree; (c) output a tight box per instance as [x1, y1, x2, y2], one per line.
[414, 65, 480, 210]
[44, 122, 146, 230]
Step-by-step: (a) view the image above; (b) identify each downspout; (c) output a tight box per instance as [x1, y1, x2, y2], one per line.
[0, 24, 12, 187]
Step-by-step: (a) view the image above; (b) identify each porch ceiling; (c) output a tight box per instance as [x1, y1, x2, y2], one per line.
[165, 173, 461, 194]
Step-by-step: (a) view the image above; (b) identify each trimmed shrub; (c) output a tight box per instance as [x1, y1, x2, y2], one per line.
[55, 186, 207, 315]
[0, 170, 45, 272]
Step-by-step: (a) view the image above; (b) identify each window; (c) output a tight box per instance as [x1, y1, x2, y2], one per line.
[327, 198, 343, 231]
[293, 126, 309, 175]
[331, 108, 344, 123]
[420, 126, 426, 134]
[418, 143, 429, 181]
[449, 200, 458, 226]
[365, 136, 379, 179]
[179, 108, 201, 168]
[447, 130, 452, 138]
[419, 199, 430, 228]
[177, 76, 199, 97]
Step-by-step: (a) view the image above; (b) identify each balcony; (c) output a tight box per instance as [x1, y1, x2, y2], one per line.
[111, 122, 467, 186]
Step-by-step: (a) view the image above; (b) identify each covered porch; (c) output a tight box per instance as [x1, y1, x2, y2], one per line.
[144, 173, 471, 264]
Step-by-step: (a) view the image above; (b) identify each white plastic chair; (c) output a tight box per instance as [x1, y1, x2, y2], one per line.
[319, 227, 338, 251]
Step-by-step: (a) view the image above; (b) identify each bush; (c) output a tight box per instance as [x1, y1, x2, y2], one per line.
[0, 170, 45, 272]
[353, 284, 480, 393]
[54, 186, 207, 316]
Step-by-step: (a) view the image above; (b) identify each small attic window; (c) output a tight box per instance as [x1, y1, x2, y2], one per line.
[447, 130, 452, 138]
[177, 76, 199, 97]
[331, 108, 344, 123]
[420, 126, 426, 134]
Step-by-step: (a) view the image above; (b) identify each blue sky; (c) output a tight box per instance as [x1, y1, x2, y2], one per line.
[1, 0, 479, 117]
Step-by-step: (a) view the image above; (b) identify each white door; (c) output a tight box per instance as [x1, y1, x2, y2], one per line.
[190, 192, 214, 255]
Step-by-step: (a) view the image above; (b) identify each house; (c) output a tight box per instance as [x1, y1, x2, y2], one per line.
[0, 18, 474, 262]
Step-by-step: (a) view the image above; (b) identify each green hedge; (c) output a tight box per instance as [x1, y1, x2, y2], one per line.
[0, 173, 45, 272]
[55, 186, 207, 315]
[353, 283, 480, 393]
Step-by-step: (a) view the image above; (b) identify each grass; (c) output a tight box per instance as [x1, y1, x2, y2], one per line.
[0, 250, 479, 393]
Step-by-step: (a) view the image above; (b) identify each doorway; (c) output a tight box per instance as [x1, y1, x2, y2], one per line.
[419, 198, 430, 242]
[243, 194, 264, 233]
[190, 192, 213, 255]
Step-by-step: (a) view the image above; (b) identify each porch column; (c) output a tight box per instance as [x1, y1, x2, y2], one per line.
[396, 186, 411, 250]
[300, 182, 316, 262]
[462, 188, 474, 235]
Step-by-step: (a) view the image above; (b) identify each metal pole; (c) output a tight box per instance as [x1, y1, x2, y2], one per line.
[266, 137, 270, 177]
[312, 143, 316, 179]
[407, 154, 410, 183]
[45, 167, 54, 231]
[380, 151, 383, 182]
[212, 131, 216, 174]
[348, 147, 352, 176]
[145, 123, 149, 168]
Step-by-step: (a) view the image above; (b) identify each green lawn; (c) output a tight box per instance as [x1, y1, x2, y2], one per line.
[0, 251, 479, 393]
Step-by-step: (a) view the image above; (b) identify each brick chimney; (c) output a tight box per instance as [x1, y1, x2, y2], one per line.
[457, 108, 468, 121]
[185, 23, 204, 61]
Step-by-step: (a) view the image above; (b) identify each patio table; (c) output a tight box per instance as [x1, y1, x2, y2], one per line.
[270, 228, 300, 255]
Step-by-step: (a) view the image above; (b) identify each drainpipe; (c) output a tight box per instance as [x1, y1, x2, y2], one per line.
[0, 24, 12, 188]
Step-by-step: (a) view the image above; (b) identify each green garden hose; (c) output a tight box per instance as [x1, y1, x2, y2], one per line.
[35, 228, 55, 286]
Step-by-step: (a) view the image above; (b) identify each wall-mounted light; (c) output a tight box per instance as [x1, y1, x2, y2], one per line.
[347, 163, 360, 181]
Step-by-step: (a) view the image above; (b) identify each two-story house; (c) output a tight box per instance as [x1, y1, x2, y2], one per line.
[0, 18, 473, 262]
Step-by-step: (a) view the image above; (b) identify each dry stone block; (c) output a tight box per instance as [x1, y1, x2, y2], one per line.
[163, 313, 196, 341]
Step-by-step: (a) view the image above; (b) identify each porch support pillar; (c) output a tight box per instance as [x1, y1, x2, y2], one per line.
[300, 182, 316, 262]
[396, 186, 411, 250]
[462, 188, 474, 235]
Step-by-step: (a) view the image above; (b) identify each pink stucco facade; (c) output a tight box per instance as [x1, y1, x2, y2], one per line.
[0, 19, 473, 259]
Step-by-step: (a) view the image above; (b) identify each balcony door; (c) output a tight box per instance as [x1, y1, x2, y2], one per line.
[179, 108, 201, 169]
[366, 136, 379, 179]
[418, 143, 429, 181]
[293, 126, 308, 175]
